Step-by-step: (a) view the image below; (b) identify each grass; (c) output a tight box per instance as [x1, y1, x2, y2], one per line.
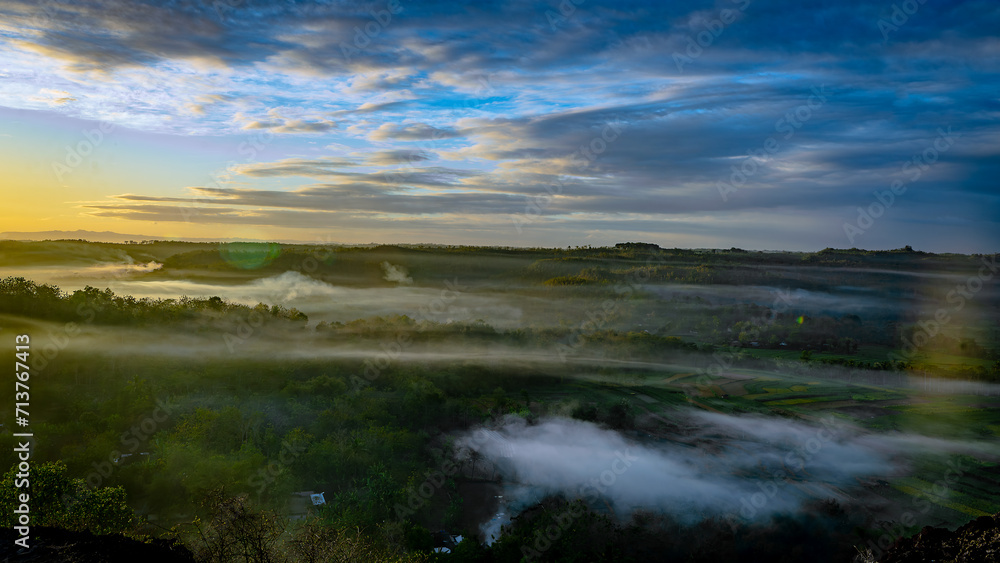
[893, 479, 992, 518]
[767, 397, 826, 406]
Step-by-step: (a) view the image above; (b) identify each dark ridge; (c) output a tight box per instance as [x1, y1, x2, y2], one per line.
[875, 512, 1000, 563]
[0, 527, 195, 562]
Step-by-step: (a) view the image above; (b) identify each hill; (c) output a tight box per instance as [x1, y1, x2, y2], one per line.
[868, 512, 1000, 563]
[0, 527, 195, 562]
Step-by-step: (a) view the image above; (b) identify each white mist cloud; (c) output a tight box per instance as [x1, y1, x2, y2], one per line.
[644, 284, 895, 315]
[27, 270, 522, 326]
[381, 261, 413, 285]
[455, 410, 998, 540]
[69, 270, 335, 306]
[457, 415, 832, 523]
[79, 261, 163, 277]
[0, 259, 163, 284]
[244, 270, 341, 302]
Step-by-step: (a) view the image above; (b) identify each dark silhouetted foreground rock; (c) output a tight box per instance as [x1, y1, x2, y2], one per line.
[878, 513, 1000, 563]
[0, 526, 195, 562]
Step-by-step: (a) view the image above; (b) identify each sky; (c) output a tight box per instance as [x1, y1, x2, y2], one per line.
[0, 0, 998, 251]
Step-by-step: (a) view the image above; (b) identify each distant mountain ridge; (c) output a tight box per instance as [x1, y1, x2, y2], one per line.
[0, 230, 311, 244]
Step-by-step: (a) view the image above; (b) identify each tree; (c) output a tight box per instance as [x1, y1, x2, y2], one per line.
[0, 461, 137, 536]
[286, 519, 428, 563]
[182, 490, 286, 563]
[606, 398, 634, 429]
[469, 450, 483, 479]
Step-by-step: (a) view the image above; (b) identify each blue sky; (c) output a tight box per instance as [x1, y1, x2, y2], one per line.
[0, 0, 998, 251]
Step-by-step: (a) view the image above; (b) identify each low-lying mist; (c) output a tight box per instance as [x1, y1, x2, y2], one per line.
[18, 269, 529, 327]
[455, 412, 999, 542]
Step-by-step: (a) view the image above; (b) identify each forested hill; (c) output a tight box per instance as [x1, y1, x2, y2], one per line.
[1, 239, 994, 288]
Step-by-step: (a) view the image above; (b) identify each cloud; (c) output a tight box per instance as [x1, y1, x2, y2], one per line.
[232, 158, 360, 177]
[344, 100, 407, 113]
[3, 0, 998, 249]
[369, 122, 462, 141]
[29, 88, 76, 105]
[238, 109, 337, 133]
[185, 93, 232, 115]
[93, 178, 511, 216]
[346, 71, 420, 93]
[364, 149, 435, 166]
[223, 163, 480, 187]
[243, 118, 337, 133]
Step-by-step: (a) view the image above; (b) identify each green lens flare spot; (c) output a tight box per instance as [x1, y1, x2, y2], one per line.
[219, 242, 282, 270]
